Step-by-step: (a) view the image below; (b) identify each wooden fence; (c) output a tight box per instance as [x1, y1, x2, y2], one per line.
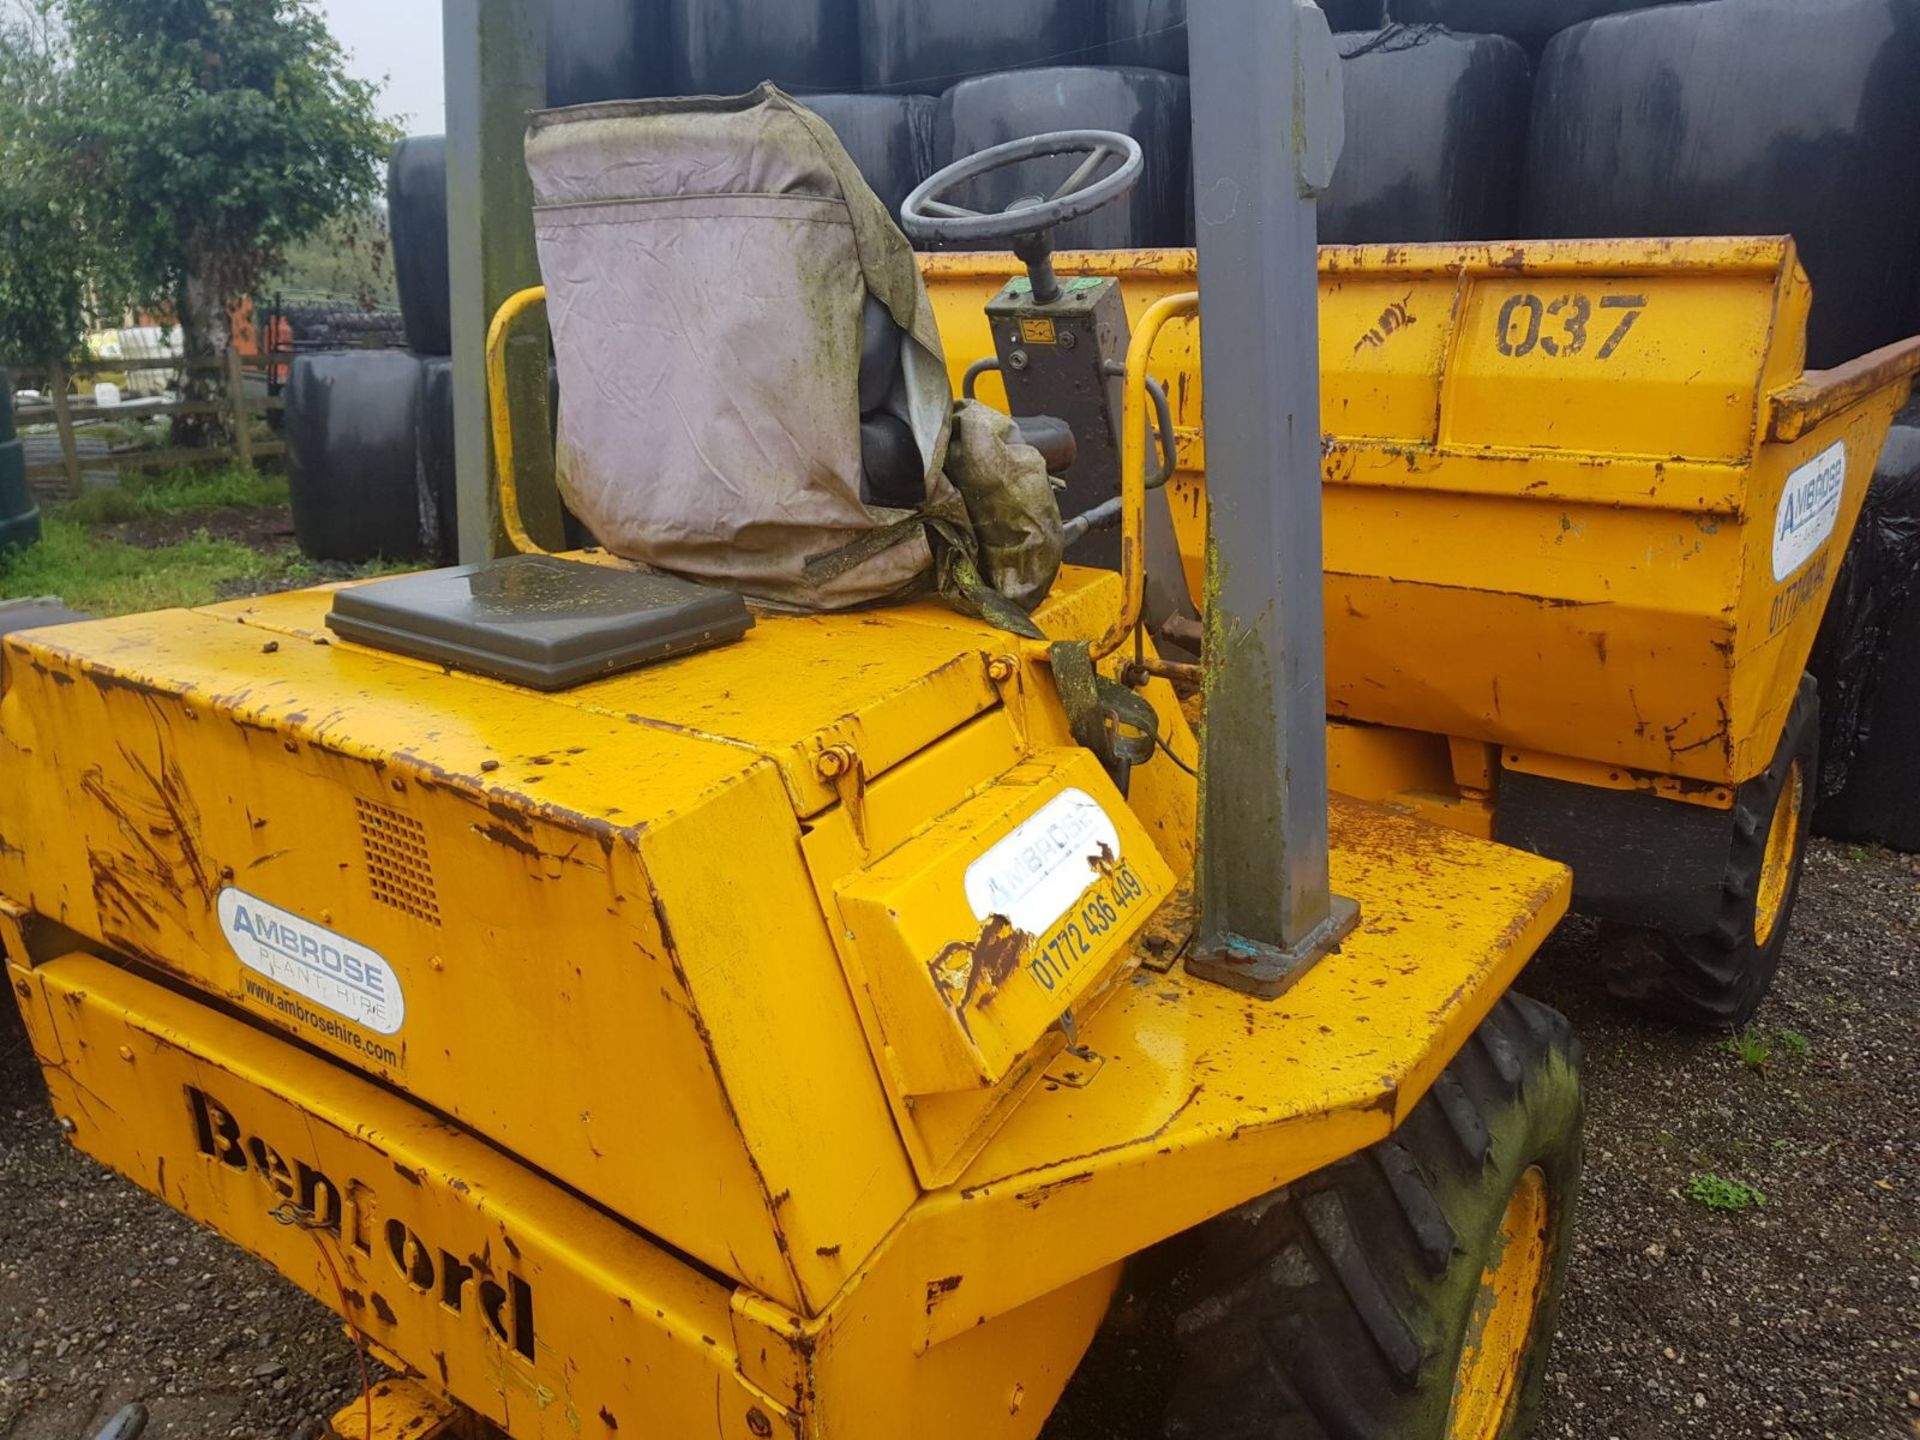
[8, 351, 291, 499]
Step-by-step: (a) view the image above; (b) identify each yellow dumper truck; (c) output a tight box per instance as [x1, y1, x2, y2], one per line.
[3, 7, 1916, 1440]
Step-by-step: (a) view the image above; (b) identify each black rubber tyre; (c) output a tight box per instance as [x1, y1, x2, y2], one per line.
[1160, 993, 1583, 1440]
[1598, 675, 1818, 1029]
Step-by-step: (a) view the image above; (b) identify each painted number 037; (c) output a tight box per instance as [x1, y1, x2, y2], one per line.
[1496, 292, 1646, 360]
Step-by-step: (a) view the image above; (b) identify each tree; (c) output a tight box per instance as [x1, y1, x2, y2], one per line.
[0, 2, 105, 367]
[57, 0, 398, 440]
[270, 204, 398, 310]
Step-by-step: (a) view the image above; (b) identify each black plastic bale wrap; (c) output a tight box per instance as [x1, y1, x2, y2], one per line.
[799, 93, 938, 224]
[1104, 0, 1383, 72]
[935, 66, 1192, 250]
[0, 369, 35, 556]
[671, 0, 861, 94]
[285, 353, 430, 564]
[1102, 0, 1186, 69]
[1807, 422, 1920, 851]
[859, 0, 1103, 94]
[548, 0, 673, 106]
[1388, 0, 1688, 41]
[0, 438, 34, 556]
[1523, 0, 1920, 370]
[388, 136, 451, 358]
[1321, 27, 1532, 245]
[1320, 0, 1390, 29]
[416, 356, 458, 564]
[416, 358, 581, 560]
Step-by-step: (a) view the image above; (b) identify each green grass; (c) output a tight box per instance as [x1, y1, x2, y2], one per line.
[1686, 1172, 1767, 1212]
[1720, 1026, 1773, 1072]
[0, 463, 420, 617]
[1718, 1024, 1816, 1074]
[1719, 1024, 1814, 1073]
[0, 515, 277, 615]
[56, 463, 288, 526]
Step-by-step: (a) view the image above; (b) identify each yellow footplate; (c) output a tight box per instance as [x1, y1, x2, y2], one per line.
[9, 954, 786, 1440]
[329, 1377, 472, 1440]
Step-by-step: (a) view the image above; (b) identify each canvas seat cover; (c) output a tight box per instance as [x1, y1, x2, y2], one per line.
[526, 85, 968, 608]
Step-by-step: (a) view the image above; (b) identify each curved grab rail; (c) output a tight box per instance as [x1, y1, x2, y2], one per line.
[1092, 289, 1199, 660]
[484, 284, 552, 556]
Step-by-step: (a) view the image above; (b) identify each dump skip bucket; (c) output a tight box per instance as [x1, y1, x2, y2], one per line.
[923, 237, 1920, 788]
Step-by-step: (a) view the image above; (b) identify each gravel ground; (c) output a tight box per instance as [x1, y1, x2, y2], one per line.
[1, 840, 1915, 1440]
[1526, 841, 1920, 1440]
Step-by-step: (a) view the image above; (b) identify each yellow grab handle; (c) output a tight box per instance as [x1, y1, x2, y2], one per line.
[1092, 290, 1199, 660]
[485, 285, 551, 556]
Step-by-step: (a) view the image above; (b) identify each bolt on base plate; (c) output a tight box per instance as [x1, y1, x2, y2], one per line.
[1185, 894, 1362, 999]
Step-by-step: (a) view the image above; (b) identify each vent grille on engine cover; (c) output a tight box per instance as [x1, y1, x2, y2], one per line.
[356, 797, 440, 924]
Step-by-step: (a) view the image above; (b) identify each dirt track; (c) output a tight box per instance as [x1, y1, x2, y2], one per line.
[2, 839, 1915, 1440]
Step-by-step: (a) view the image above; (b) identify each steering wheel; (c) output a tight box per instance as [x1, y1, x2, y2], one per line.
[900, 130, 1144, 249]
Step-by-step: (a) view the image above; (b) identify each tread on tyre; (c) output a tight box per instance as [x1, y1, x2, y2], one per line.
[1046, 992, 1585, 1440]
[1598, 674, 1818, 1028]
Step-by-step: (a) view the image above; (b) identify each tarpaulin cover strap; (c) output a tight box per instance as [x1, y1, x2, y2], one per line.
[526, 85, 969, 610]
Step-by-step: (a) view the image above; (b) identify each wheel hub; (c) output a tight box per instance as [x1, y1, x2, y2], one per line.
[1753, 757, 1804, 947]
[1446, 1165, 1551, 1440]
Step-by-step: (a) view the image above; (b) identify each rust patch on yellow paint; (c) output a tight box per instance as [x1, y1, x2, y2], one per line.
[926, 915, 1031, 1037]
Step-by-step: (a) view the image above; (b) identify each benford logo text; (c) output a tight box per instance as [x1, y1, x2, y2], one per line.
[189, 1086, 534, 1359]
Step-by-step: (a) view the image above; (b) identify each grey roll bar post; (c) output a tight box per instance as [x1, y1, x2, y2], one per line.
[1185, 0, 1360, 997]
[445, 0, 564, 562]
